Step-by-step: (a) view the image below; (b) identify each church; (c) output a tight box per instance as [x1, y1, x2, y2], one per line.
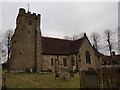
[8, 8, 103, 72]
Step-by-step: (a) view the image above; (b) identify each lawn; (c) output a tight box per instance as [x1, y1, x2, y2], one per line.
[2, 71, 80, 88]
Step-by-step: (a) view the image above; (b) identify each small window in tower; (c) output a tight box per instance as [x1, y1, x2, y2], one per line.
[29, 20, 32, 25]
[14, 41, 16, 43]
[20, 52, 22, 55]
[28, 31, 31, 33]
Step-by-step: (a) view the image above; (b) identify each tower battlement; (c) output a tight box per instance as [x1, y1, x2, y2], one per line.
[9, 8, 42, 72]
[19, 8, 40, 20]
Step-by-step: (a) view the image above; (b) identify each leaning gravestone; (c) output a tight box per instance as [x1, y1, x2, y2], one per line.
[59, 65, 68, 80]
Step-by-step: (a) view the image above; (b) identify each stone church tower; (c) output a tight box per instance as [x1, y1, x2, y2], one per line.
[8, 8, 42, 72]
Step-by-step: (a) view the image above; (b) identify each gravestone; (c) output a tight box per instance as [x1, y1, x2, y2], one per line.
[59, 65, 68, 80]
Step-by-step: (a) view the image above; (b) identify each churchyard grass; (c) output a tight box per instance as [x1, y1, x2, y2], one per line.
[2, 71, 80, 88]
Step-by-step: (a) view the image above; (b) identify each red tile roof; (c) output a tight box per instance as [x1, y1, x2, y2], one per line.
[41, 37, 84, 55]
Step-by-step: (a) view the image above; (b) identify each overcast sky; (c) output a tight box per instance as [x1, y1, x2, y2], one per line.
[1, 1, 118, 39]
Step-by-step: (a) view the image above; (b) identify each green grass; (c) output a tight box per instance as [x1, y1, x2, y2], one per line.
[2, 71, 80, 88]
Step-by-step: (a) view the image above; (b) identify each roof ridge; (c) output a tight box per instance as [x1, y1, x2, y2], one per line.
[41, 36, 73, 41]
[41, 36, 84, 42]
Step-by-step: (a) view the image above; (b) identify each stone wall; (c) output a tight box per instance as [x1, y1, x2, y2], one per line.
[42, 37, 101, 72]
[42, 54, 78, 72]
[9, 8, 42, 72]
[79, 37, 100, 71]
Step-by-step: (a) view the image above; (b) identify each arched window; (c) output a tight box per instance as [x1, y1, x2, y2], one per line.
[71, 57, 75, 66]
[51, 58, 54, 65]
[63, 58, 67, 66]
[85, 51, 91, 64]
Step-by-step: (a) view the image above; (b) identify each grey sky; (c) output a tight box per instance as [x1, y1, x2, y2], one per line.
[1, 2, 118, 39]
[118, 2, 120, 53]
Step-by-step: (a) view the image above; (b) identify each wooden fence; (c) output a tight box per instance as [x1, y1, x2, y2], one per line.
[100, 67, 120, 88]
[80, 68, 120, 88]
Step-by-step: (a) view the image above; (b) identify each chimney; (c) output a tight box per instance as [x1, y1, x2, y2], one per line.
[84, 33, 87, 37]
[112, 51, 115, 56]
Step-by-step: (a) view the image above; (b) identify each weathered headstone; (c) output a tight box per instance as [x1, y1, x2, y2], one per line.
[59, 65, 68, 80]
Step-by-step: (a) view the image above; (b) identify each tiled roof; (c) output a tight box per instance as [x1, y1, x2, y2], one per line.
[101, 55, 120, 61]
[41, 37, 84, 55]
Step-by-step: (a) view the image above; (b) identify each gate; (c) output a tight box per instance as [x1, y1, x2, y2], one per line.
[80, 68, 100, 88]
[80, 68, 120, 88]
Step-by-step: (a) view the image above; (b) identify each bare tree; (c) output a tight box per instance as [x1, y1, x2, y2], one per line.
[0, 33, 7, 64]
[64, 35, 72, 40]
[90, 32, 100, 50]
[64, 33, 84, 41]
[78, 33, 84, 38]
[3, 29, 13, 69]
[72, 34, 79, 40]
[72, 33, 84, 40]
[104, 29, 113, 56]
[118, 27, 120, 53]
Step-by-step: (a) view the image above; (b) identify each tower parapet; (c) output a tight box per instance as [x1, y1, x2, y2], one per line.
[9, 8, 42, 72]
[18, 8, 40, 20]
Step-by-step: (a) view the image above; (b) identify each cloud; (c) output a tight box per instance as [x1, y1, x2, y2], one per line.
[2, 2, 118, 39]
